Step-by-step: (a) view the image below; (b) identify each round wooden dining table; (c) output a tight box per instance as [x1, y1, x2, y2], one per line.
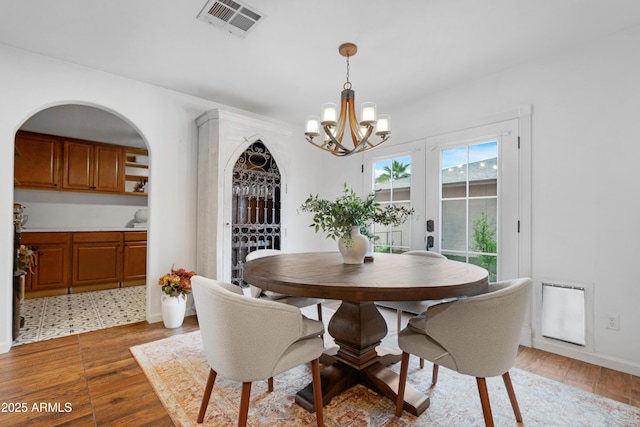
[243, 251, 489, 416]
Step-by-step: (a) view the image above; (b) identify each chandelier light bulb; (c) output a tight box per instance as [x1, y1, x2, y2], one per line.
[305, 116, 320, 136]
[375, 114, 391, 135]
[360, 102, 377, 125]
[322, 103, 338, 125]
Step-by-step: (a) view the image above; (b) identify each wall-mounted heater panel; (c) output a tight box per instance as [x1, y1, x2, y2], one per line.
[541, 282, 586, 346]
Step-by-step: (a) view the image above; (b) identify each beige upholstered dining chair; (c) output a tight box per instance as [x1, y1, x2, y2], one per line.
[245, 249, 325, 322]
[377, 251, 450, 369]
[191, 275, 325, 427]
[395, 277, 532, 427]
[377, 250, 448, 332]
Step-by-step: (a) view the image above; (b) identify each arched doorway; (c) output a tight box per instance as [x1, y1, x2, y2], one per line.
[230, 141, 281, 288]
[12, 104, 149, 345]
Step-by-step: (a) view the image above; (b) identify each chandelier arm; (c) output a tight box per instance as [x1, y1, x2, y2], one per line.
[347, 100, 364, 148]
[322, 124, 352, 153]
[333, 94, 350, 144]
[367, 134, 390, 148]
[306, 136, 331, 150]
[307, 136, 341, 155]
[351, 126, 374, 153]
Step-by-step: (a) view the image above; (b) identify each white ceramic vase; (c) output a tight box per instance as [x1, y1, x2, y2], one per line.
[338, 226, 369, 264]
[161, 294, 187, 328]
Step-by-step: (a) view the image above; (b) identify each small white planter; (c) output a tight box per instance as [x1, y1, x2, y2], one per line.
[161, 294, 187, 328]
[338, 226, 369, 264]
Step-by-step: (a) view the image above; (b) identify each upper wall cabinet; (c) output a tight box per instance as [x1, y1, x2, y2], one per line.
[14, 131, 62, 189]
[62, 140, 122, 193]
[14, 131, 146, 196]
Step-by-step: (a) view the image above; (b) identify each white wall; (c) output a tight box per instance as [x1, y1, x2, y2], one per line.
[319, 26, 640, 374]
[3, 24, 639, 375]
[14, 190, 147, 229]
[0, 44, 324, 353]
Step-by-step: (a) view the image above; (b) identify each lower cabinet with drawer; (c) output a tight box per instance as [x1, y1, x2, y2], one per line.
[123, 231, 147, 285]
[21, 232, 71, 296]
[23, 230, 147, 297]
[72, 231, 123, 290]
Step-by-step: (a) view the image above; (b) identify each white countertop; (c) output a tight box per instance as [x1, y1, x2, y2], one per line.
[21, 226, 147, 232]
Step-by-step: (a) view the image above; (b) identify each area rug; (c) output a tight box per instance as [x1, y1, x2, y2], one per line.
[131, 331, 640, 427]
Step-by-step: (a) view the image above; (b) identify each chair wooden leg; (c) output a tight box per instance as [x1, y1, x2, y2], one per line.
[396, 309, 402, 332]
[502, 371, 523, 422]
[476, 377, 494, 427]
[197, 368, 217, 423]
[432, 364, 439, 385]
[395, 352, 410, 417]
[316, 304, 325, 346]
[268, 377, 274, 392]
[311, 359, 324, 427]
[238, 382, 252, 427]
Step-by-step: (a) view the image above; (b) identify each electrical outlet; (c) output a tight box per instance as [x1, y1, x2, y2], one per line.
[606, 313, 620, 330]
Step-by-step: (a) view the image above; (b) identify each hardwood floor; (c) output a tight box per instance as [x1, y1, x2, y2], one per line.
[515, 346, 640, 408]
[0, 316, 638, 426]
[0, 317, 199, 426]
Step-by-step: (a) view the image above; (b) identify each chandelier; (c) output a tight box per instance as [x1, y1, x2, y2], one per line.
[305, 43, 391, 157]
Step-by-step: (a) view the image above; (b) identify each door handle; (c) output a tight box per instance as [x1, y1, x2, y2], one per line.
[426, 220, 434, 232]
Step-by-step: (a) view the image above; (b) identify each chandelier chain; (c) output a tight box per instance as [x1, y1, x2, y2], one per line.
[344, 55, 352, 90]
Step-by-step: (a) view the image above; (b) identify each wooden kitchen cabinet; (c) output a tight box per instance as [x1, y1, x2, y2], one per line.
[20, 232, 71, 294]
[14, 131, 62, 190]
[63, 140, 123, 193]
[123, 231, 147, 283]
[72, 232, 123, 287]
[14, 131, 144, 196]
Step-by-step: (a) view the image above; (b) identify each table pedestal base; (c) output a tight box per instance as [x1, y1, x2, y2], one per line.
[295, 359, 430, 416]
[295, 301, 430, 417]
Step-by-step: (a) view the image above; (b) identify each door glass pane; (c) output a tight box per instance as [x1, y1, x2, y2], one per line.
[441, 140, 498, 282]
[441, 199, 466, 252]
[469, 141, 498, 197]
[373, 156, 411, 253]
[469, 199, 497, 281]
[442, 146, 467, 199]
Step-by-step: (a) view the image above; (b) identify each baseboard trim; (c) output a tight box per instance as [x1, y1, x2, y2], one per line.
[146, 307, 196, 325]
[519, 326, 533, 347]
[532, 337, 640, 376]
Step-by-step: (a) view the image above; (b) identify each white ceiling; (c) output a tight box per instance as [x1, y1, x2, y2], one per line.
[3, 0, 640, 143]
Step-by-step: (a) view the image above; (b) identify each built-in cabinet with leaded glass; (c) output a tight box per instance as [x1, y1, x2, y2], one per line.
[230, 141, 281, 287]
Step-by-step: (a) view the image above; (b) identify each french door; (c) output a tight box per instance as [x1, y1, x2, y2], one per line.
[362, 139, 425, 253]
[425, 119, 520, 281]
[364, 116, 526, 282]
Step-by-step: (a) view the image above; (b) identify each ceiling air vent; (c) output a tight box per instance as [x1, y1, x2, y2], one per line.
[197, 0, 265, 38]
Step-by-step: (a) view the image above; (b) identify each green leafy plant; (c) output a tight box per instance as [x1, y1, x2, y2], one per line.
[299, 183, 414, 247]
[471, 212, 497, 279]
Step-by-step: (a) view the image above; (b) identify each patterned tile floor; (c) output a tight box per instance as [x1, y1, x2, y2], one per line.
[13, 285, 146, 346]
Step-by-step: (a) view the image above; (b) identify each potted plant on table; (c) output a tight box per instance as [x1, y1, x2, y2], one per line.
[158, 267, 195, 328]
[299, 183, 414, 264]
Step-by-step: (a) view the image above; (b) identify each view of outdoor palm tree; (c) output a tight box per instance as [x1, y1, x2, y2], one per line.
[375, 159, 410, 183]
[372, 156, 412, 253]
